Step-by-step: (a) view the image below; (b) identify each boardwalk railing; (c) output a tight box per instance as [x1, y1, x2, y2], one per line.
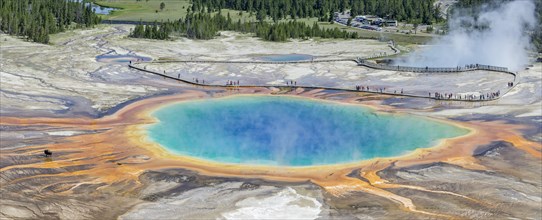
[129, 62, 515, 102]
[357, 44, 400, 60]
[128, 52, 517, 102]
[355, 58, 517, 80]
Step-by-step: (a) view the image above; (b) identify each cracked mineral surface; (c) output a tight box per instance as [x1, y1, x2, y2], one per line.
[1, 25, 541, 219]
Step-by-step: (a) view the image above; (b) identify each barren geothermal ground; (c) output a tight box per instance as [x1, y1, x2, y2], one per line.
[1, 24, 541, 219]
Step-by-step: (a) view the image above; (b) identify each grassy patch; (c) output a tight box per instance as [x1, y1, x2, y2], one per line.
[95, 0, 190, 22]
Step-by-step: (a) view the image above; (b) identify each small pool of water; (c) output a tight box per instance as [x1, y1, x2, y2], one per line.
[92, 4, 116, 15]
[258, 54, 313, 62]
[147, 96, 469, 166]
[96, 54, 152, 63]
[71, 0, 117, 15]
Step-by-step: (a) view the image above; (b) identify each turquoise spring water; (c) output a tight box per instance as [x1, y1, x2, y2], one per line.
[147, 96, 469, 166]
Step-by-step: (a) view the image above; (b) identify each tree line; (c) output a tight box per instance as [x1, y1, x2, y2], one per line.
[130, 11, 358, 41]
[191, 0, 441, 24]
[0, 0, 101, 44]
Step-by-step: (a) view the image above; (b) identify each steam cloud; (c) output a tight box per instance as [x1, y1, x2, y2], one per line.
[395, 0, 537, 71]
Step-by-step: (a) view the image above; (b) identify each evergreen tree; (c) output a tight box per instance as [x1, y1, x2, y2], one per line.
[193, 0, 440, 23]
[160, 2, 166, 11]
[0, 0, 101, 44]
[128, 12, 359, 42]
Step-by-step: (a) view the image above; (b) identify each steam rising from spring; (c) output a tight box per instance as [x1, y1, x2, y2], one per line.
[396, 0, 537, 71]
[148, 96, 468, 166]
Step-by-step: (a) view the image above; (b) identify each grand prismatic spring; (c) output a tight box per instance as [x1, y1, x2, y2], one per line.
[147, 96, 469, 166]
[1, 0, 541, 219]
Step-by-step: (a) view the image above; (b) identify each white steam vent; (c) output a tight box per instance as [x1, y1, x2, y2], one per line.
[396, 0, 537, 71]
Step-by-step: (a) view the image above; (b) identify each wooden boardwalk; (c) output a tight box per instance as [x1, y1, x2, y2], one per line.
[356, 58, 518, 79]
[128, 60, 517, 102]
